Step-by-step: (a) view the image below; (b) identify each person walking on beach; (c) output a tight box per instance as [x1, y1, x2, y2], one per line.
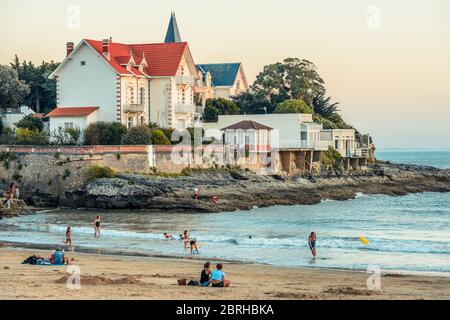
[93, 215, 101, 238]
[308, 232, 317, 258]
[64, 226, 72, 249]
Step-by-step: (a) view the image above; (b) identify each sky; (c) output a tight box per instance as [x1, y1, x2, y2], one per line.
[0, 0, 449, 148]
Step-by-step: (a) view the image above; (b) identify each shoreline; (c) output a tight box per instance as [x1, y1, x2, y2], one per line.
[1, 246, 449, 300]
[2, 240, 449, 279]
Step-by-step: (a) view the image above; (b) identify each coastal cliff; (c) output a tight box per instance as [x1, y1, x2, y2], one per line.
[16, 161, 447, 213]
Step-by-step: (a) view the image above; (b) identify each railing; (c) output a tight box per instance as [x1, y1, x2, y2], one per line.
[276, 140, 333, 150]
[353, 148, 369, 158]
[175, 75, 195, 85]
[174, 104, 196, 114]
[123, 103, 145, 113]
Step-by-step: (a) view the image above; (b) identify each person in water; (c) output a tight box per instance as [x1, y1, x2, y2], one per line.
[183, 230, 190, 249]
[94, 216, 101, 238]
[64, 226, 72, 249]
[200, 261, 212, 286]
[190, 238, 199, 256]
[163, 233, 174, 239]
[308, 232, 317, 258]
[210, 263, 231, 287]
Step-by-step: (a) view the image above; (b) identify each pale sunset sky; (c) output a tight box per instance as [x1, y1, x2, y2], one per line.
[0, 0, 449, 148]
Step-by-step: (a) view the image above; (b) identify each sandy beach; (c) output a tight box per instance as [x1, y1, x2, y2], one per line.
[0, 247, 449, 300]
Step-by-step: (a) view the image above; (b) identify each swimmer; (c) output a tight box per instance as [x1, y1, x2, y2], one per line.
[308, 232, 317, 258]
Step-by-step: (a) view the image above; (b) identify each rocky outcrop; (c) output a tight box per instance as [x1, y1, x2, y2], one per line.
[49, 162, 450, 212]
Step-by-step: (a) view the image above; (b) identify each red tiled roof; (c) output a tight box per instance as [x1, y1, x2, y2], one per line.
[84, 39, 192, 77]
[47, 107, 99, 117]
[222, 120, 273, 131]
[31, 113, 46, 118]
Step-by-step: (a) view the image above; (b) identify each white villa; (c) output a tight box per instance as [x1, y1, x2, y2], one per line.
[1, 106, 46, 130]
[47, 12, 249, 134]
[205, 113, 359, 157]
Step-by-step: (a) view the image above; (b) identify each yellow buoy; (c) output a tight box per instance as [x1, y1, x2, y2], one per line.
[359, 236, 369, 245]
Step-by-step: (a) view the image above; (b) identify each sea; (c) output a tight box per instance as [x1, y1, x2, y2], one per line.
[1, 149, 449, 275]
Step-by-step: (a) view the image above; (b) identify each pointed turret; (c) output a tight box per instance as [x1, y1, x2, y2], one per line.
[164, 11, 182, 43]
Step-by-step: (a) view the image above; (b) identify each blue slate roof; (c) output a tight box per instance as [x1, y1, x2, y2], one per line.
[164, 12, 182, 43]
[197, 63, 241, 87]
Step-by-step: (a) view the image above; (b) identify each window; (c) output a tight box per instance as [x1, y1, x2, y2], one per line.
[80, 61, 86, 66]
[300, 131, 307, 141]
[139, 87, 145, 105]
[127, 117, 133, 129]
[140, 116, 145, 125]
[64, 122, 74, 129]
[335, 140, 339, 150]
[126, 86, 134, 104]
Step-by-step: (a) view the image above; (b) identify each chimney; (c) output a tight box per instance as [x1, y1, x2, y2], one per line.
[66, 42, 74, 57]
[102, 38, 110, 59]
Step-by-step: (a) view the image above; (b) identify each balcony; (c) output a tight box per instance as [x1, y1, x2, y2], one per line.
[174, 104, 196, 114]
[175, 75, 195, 85]
[123, 103, 145, 113]
[353, 148, 369, 158]
[277, 140, 332, 150]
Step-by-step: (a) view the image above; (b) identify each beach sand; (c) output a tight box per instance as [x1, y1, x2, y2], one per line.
[0, 247, 449, 300]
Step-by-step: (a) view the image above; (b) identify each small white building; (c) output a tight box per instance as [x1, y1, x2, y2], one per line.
[204, 113, 326, 150]
[222, 120, 272, 152]
[320, 129, 356, 157]
[1, 106, 46, 130]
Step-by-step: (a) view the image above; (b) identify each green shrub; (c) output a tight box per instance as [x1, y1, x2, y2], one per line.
[115, 153, 121, 160]
[84, 122, 127, 145]
[85, 165, 116, 180]
[16, 128, 49, 145]
[62, 169, 71, 180]
[151, 128, 171, 145]
[322, 146, 342, 168]
[274, 99, 313, 114]
[121, 125, 152, 145]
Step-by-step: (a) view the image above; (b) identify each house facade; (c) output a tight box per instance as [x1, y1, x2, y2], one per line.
[48, 13, 200, 133]
[195, 63, 249, 104]
[222, 120, 272, 153]
[204, 113, 328, 151]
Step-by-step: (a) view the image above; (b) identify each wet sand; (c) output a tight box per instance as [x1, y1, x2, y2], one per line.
[0, 248, 449, 300]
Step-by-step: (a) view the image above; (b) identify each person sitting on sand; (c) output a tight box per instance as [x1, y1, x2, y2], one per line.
[63, 226, 72, 249]
[210, 263, 231, 287]
[190, 238, 199, 256]
[200, 262, 212, 286]
[183, 230, 190, 248]
[163, 233, 174, 239]
[308, 232, 317, 258]
[93, 215, 101, 238]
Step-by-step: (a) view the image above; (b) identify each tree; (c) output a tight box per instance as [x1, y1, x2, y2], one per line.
[84, 122, 127, 145]
[252, 58, 326, 106]
[10, 56, 60, 113]
[203, 98, 240, 122]
[15, 114, 44, 132]
[312, 93, 339, 118]
[0, 65, 30, 111]
[232, 92, 274, 114]
[274, 99, 313, 114]
[121, 125, 152, 145]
